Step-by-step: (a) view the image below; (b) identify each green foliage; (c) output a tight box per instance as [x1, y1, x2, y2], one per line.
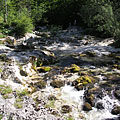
[0, 0, 120, 43]
[45, 100, 55, 108]
[0, 85, 12, 99]
[16, 89, 29, 97]
[14, 102, 23, 109]
[0, 114, 3, 120]
[10, 11, 33, 37]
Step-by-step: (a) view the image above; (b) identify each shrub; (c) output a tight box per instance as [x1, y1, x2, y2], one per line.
[11, 15, 33, 37]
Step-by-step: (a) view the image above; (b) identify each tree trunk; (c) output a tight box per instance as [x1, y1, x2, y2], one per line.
[4, 0, 7, 23]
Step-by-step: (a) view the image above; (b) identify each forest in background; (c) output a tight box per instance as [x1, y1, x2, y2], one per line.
[0, 0, 120, 42]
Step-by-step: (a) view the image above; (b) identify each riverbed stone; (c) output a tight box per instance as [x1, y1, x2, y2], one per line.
[34, 80, 47, 89]
[83, 102, 92, 111]
[114, 90, 120, 100]
[61, 105, 72, 113]
[111, 105, 120, 115]
[70, 64, 80, 72]
[96, 102, 104, 110]
[50, 80, 65, 88]
[85, 94, 95, 106]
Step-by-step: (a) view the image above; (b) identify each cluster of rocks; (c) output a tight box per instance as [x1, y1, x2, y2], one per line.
[0, 27, 120, 119]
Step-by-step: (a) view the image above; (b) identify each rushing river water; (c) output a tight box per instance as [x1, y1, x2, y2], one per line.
[0, 30, 120, 120]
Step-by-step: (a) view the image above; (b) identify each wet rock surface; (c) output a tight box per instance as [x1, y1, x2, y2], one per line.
[0, 27, 120, 120]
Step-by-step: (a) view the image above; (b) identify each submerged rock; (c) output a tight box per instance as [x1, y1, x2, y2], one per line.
[114, 90, 120, 100]
[61, 105, 72, 113]
[96, 102, 104, 110]
[111, 105, 120, 115]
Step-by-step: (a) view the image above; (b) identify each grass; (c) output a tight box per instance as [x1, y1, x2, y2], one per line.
[16, 89, 29, 97]
[14, 102, 23, 109]
[66, 116, 74, 120]
[0, 68, 2, 73]
[0, 85, 12, 99]
[45, 100, 55, 108]
[0, 114, 3, 120]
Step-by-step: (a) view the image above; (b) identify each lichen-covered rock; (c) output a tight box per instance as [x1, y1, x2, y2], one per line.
[111, 105, 120, 115]
[61, 105, 72, 113]
[37, 66, 52, 72]
[50, 80, 65, 88]
[83, 102, 92, 111]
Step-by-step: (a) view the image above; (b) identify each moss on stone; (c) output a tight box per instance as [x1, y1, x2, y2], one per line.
[77, 75, 93, 84]
[70, 64, 80, 72]
[37, 66, 52, 72]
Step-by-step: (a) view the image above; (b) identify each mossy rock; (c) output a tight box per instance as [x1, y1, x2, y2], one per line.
[37, 66, 52, 72]
[70, 64, 80, 72]
[34, 80, 47, 89]
[61, 64, 80, 73]
[72, 75, 95, 90]
[75, 84, 84, 90]
[50, 80, 65, 88]
[0, 54, 7, 61]
[77, 75, 93, 84]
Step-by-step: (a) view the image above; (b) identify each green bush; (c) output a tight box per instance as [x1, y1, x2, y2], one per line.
[11, 15, 33, 37]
